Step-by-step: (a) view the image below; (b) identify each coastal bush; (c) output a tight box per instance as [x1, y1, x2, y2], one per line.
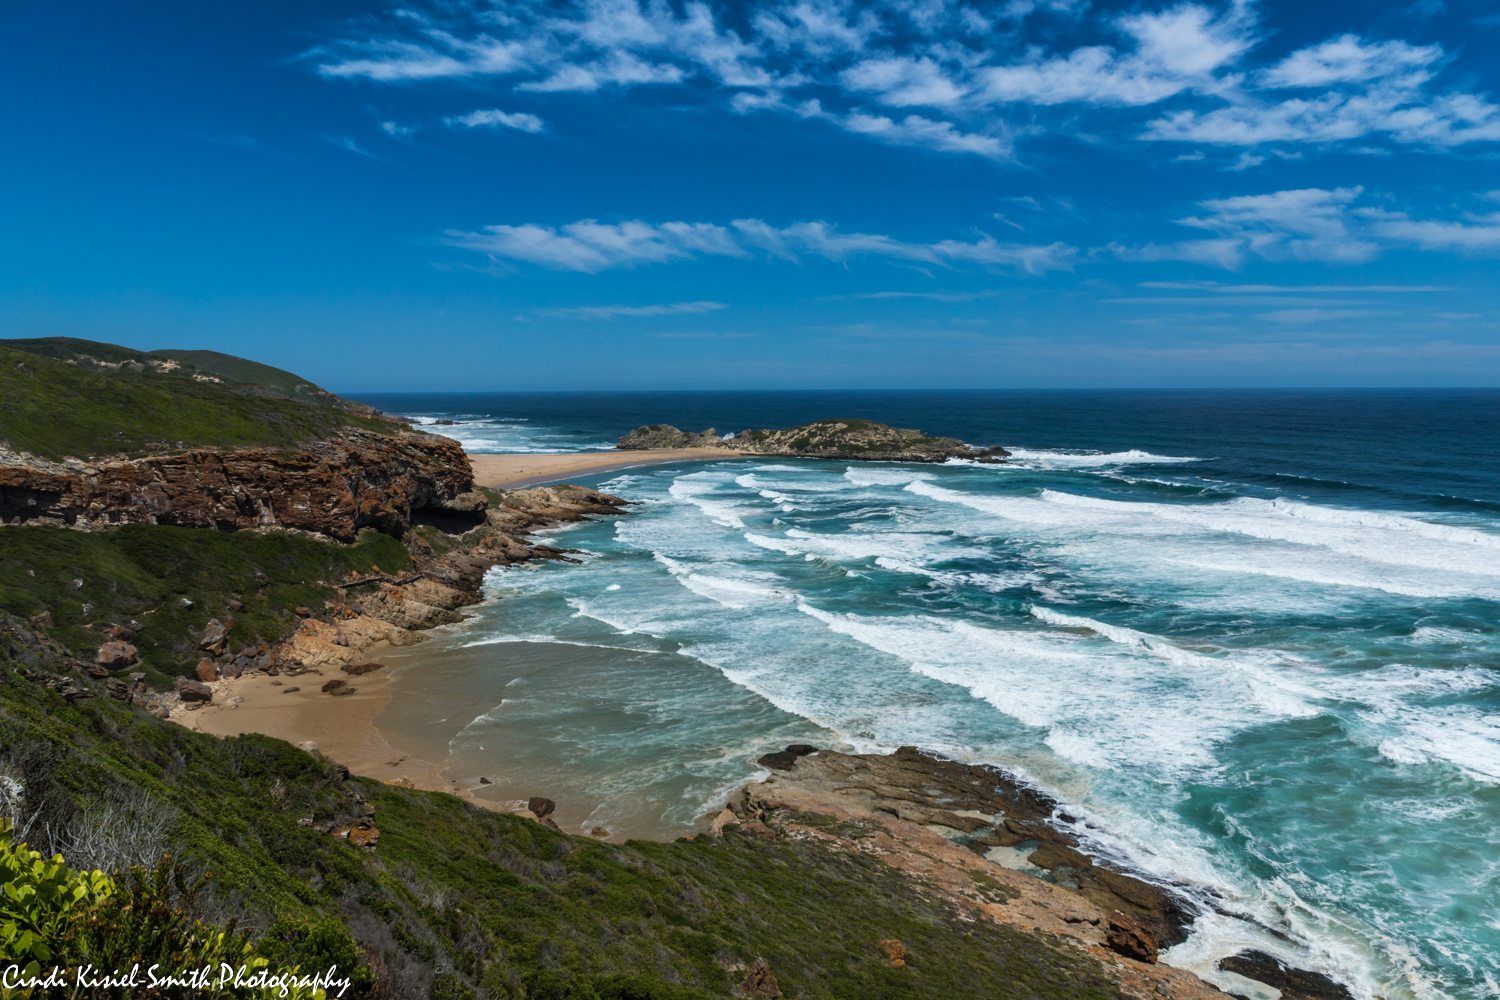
[0, 524, 411, 681]
[0, 343, 386, 461]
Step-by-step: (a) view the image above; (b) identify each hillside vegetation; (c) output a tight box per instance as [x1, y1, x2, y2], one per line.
[0, 339, 389, 461]
[0, 649, 1129, 999]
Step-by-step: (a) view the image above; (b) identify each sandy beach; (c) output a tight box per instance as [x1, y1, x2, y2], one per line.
[470, 447, 730, 489]
[175, 650, 477, 801]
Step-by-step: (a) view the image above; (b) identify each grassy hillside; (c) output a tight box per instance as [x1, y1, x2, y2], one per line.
[3, 338, 334, 401]
[0, 654, 1129, 999]
[0, 524, 411, 683]
[0, 341, 390, 460]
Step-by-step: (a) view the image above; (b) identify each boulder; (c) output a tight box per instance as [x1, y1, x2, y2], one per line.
[194, 658, 218, 682]
[174, 677, 212, 703]
[1218, 951, 1355, 1000]
[1105, 914, 1158, 963]
[320, 679, 348, 694]
[526, 796, 556, 819]
[757, 744, 818, 771]
[94, 640, 138, 670]
[199, 618, 231, 656]
[708, 808, 738, 837]
[342, 661, 385, 676]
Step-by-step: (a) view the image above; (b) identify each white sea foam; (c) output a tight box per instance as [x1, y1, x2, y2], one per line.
[907, 480, 1500, 599]
[843, 466, 936, 487]
[794, 604, 1311, 776]
[668, 475, 751, 528]
[653, 553, 791, 608]
[1004, 447, 1201, 468]
[407, 413, 614, 454]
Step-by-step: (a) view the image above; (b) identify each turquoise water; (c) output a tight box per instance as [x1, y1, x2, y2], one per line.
[363, 390, 1500, 999]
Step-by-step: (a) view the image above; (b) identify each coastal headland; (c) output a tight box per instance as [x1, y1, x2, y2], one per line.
[0, 338, 1351, 999]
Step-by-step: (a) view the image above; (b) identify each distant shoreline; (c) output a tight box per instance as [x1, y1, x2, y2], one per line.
[469, 447, 732, 489]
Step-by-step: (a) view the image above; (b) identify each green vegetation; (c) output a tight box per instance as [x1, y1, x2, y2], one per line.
[0, 342, 390, 460]
[0, 661, 1129, 999]
[0, 822, 326, 997]
[0, 524, 410, 682]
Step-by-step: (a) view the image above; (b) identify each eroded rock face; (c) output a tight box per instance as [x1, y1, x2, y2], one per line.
[0, 428, 478, 542]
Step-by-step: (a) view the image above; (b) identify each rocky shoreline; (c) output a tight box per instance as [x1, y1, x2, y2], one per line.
[162, 484, 628, 711]
[705, 744, 1354, 1000]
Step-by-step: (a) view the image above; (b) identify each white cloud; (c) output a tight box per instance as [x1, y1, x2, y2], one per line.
[446, 108, 546, 132]
[980, 2, 1254, 106]
[446, 217, 1075, 273]
[840, 112, 1009, 158]
[1178, 186, 1379, 263]
[536, 301, 728, 319]
[841, 56, 966, 107]
[1120, 188, 1500, 269]
[520, 52, 685, 92]
[1146, 33, 1500, 148]
[1257, 308, 1394, 324]
[1261, 35, 1441, 89]
[1365, 209, 1500, 251]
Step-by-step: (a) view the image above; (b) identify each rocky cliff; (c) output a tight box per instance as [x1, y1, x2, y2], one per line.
[0, 428, 483, 542]
[618, 418, 1009, 463]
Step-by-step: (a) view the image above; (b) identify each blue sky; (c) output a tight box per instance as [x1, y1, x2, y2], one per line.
[3, 0, 1499, 389]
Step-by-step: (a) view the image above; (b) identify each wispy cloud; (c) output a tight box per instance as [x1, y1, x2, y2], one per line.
[446, 108, 545, 132]
[1139, 280, 1454, 293]
[307, 1, 1500, 162]
[535, 301, 727, 320]
[447, 217, 1076, 274]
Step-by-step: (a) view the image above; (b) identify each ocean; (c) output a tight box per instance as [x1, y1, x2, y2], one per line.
[356, 389, 1500, 1000]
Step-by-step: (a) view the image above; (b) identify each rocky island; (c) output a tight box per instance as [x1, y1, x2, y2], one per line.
[0, 338, 1344, 1000]
[618, 418, 1010, 463]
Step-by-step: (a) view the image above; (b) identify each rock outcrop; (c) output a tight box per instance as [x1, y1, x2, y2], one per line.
[739, 745, 1191, 958]
[618, 419, 1008, 463]
[730, 745, 1352, 1000]
[237, 485, 628, 678]
[0, 428, 480, 542]
[617, 425, 723, 449]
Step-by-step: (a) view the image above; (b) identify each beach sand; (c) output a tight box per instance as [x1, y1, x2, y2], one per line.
[176, 649, 480, 803]
[469, 447, 730, 489]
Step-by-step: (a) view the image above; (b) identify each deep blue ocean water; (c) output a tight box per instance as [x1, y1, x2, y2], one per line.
[358, 390, 1500, 999]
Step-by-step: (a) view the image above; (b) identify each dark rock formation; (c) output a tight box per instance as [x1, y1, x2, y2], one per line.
[1219, 952, 1355, 1000]
[0, 428, 480, 542]
[174, 677, 212, 702]
[757, 744, 819, 770]
[527, 796, 556, 819]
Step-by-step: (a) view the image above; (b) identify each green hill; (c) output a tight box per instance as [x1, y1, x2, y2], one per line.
[0, 339, 389, 461]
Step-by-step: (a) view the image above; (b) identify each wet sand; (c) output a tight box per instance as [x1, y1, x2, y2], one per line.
[469, 448, 730, 489]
